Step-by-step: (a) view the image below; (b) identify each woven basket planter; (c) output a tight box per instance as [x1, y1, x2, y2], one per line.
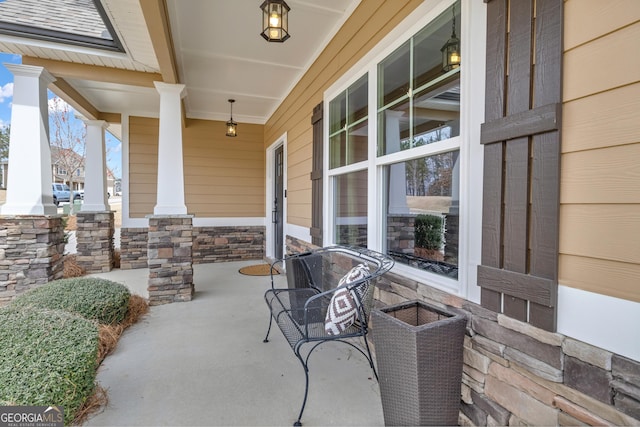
[372, 300, 466, 426]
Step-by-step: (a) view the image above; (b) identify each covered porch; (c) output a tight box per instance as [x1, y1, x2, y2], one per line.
[86, 260, 385, 426]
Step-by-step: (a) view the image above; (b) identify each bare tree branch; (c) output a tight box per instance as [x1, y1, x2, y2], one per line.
[49, 97, 86, 213]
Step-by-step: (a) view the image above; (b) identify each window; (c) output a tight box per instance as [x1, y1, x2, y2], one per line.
[327, 1, 466, 287]
[378, 3, 461, 279]
[334, 170, 368, 247]
[377, 6, 460, 156]
[329, 74, 369, 169]
[384, 151, 459, 279]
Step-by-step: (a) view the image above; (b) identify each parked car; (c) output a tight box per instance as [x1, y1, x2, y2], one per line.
[76, 189, 111, 200]
[52, 183, 81, 206]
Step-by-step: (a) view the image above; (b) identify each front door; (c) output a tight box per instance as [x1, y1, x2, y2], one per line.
[273, 145, 284, 259]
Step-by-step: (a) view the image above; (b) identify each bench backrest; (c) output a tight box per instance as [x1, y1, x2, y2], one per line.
[285, 246, 394, 325]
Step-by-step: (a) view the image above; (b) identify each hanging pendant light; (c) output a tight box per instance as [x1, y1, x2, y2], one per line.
[441, 5, 461, 72]
[260, 0, 290, 42]
[226, 99, 237, 137]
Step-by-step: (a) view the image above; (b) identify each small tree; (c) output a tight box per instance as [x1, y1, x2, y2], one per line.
[49, 97, 86, 212]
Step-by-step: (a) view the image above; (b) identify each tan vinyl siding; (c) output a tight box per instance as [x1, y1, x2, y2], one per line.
[563, 0, 640, 51]
[129, 116, 265, 218]
[560, 2, 640, 303]
[562, 84, 640, 153]
[183, 119, 264, 217]
[264, 0, 423, 229]
[129, 116, 158, 217]
[563, 20, 640, 102]
[561, 144, 640, 204]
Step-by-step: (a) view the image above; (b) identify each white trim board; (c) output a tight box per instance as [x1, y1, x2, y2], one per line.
[558, 285, 640, 362]
[286, 223, 311, 244]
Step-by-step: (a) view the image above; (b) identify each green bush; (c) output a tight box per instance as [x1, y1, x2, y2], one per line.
[415, 214, 444, 250]
[0, 306, 99, 425]
[11, 277, 131, 325]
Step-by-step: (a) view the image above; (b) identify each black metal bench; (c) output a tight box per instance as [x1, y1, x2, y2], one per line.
[263, 245, 394, 426]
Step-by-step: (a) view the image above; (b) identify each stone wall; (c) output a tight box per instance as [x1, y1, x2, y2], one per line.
[147, 216, 193, 305]
[192, 226, 264, 263]
[336, 224, 367, 247]
[374, 273, 640, 426]
[387, 214, 415, 255]
[119, 227, 148, 270]
[120, 225, 265, 270]
[285, 235, 317, 255]
[75, 211, 114, 273]
[0, 216, 65, 305]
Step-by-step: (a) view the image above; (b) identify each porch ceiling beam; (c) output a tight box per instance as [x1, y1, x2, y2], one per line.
[139, 0, 179, 84]
[22, 56, 162, 87]
[414, 108, 459, 121]
[49, 77, 121, 123]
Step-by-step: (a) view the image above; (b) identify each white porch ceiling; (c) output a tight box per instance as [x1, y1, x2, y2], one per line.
[0, 0, 361, 126]
[167, 0, 359, 124]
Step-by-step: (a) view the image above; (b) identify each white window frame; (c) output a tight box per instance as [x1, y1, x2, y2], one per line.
[323, 0, 486, 301]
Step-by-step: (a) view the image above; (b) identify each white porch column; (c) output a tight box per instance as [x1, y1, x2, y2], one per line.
[386, 111, 409, 215]
[81, 119, 109, 211]
[153, 82, 187, 215]
[1, 64, 56, 216]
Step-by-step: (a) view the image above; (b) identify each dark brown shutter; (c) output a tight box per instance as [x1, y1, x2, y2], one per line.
[478, 0, 563, 331]
[310, 102, 323, 247]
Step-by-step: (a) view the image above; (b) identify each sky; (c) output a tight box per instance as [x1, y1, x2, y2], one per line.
[0, 52, 122, 179]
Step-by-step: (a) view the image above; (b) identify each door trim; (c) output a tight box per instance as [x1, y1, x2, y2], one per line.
[265, 132, 287, 259]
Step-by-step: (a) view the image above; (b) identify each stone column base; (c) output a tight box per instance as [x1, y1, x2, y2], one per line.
[75, 211, 115, 273]
[147, 215, 194, 305]
[0, 215, 65, 305]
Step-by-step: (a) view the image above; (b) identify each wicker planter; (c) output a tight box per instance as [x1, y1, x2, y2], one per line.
[372, 300, 466, 426]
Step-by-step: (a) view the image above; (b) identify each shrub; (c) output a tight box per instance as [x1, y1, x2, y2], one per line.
[415, 214, 444, 250]
[11, 277, 131, 325]
[0, 306, 99, 425]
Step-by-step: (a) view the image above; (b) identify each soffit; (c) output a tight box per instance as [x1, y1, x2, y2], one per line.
[0, 0, 158, 73]
[166, 0, 360, 123]
[0, 0, 359, 126]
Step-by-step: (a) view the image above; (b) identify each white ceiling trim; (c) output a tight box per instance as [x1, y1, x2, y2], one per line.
[180, 48, 305, 70]
[166, 0, 361, 124]
[186, 85, 281, 100]
[289, 0, 357, 15]
[187, 110, 265, 125]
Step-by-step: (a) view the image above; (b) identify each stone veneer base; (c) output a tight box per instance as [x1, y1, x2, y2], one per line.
[0, 215, 65, 305]
[282, 234, 640, 426]
[120, 225, 265, 269]
[147, 215, 194, 305]
[75, 211, 114, 273]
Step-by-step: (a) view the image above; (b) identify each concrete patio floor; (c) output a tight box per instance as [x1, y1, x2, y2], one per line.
[86, 261, 385, 426]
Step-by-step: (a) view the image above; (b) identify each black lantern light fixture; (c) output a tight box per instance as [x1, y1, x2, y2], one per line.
[226, 99, 237, 137]
[260, 0, 290, 42]
[441, 5, 461, 72]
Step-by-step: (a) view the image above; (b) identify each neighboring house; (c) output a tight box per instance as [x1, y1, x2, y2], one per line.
[2, 146, 116, 194]
[0, 0, 638, 425]
[51, 146, 85, 191]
